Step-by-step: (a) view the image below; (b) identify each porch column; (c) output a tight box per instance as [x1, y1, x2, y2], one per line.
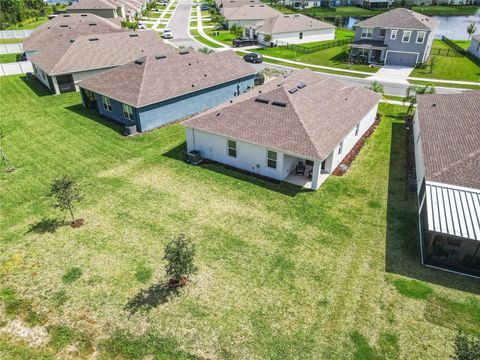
[51, 76, 60, 95]
[310, 160, 321, 190]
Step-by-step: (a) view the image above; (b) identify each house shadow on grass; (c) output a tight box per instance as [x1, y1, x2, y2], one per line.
[26, 218, 64, 234]
[162, 142, 311, 197]
[124, 280, 180, 314]
[65, 104, 124, 134]
[21, 76, 51, 97]
[385, 119, 480, 295]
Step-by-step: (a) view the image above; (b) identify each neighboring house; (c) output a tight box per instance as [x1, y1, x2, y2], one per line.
[78, 50, 257, 133]
[223, 4, 281, 29]
[414, 92, 480, 278]
[356, 0, 393, 8]
[392, 0, 432, 4]
[216, 0, 260, 14]
[22, 13, 124, 58]
[282, 0, 323, 9]
[246, 14, 335, 45]
[30, 31, 171, 94]
[467, 33, 480, 60]
[67, 0, 147, 22]
[351, 8, 437, 66]
[183, 69, 381, 190]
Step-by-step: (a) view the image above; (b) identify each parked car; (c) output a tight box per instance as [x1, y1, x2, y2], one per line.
[200, 3, 210, 10]
[138, 23, 147, 30]
[163, 29, 173, 39]
[243, 53, 263, 64]
[158, 0, 168, 5]
[233, 37, 256, 47]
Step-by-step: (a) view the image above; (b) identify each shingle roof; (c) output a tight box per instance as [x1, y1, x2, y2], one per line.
[218, 0, 261, 8]
[224, 4, 281, 21]
[183, 69, 381, 160]
[23, 13, 123, 52]
[416, 92, 480, 190]
[30, 30, 172, 75]
[472, 33, 480, 42]
[79, 50, 257, 108]
[251, 14, 334, 34]
[356, 8, 437, 31]
[67, 0, 118, 10]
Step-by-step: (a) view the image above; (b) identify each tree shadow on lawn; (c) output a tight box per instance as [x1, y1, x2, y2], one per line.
[162, 142, 312, 197]
[21, 76, 51, 97]
[65, 104, 124, 135]
[125, 280, 180, 314]
[385, 120, 480, 295]
[26, 217, 64, 234]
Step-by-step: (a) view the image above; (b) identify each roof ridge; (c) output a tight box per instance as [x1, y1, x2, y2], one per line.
[136, 56, 151, 108]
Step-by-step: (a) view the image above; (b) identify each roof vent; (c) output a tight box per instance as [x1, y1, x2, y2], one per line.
[89, 38, 99, 41]
[288, 88, 298, 94]
[192, 84, 195, 87]
[179, 50, 189, 55]
[60, 24, 68, 27]
[216, 112, 221, 116]
[204, 74, 207, 77]
[69, 38, 75, 43]
[63, 14, 70, 17]
[155, 54, 166, 59]
[89, 23, 97, 26]
[135, 59, 144, 65]
[297, 82, 306, 89]
[255, 97, 269, 104]
[80, 14, 88, 16]
[129, 33, 138, 37]
[432, 103, 436, 107]
[272, 101, 287, 107]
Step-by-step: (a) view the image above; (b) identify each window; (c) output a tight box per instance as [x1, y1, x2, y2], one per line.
[357, 48, 369, 57]
[402, 31, 412, 43]
[299, 32, 303, 40]
[416, 31, 426, 44]
[361, 28, 373, 39]
[355, 123, 360, 137]
[379, 28, 386, 37]
[122, 104, 134, 120]
[338, 140, 343, 155]
[390, 29, 397, 40]
[267, 150, 277, 169]
[101, 96, 112, 111]
[227, 139, 237, 157]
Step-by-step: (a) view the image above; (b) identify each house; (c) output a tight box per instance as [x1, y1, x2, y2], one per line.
[356, 0, 393, 8]
[183, 69, 381, 190]
[223, 4, 281, 29]
[66, 0, 148, 22]
[246, 14, 335, 45]
[78, 50, 257, 133]
[30, 31, 171, 94]
[281, 0, 323, 9]
[351, 8, 437, 66]
[414, 92, 480, 278]
[215, 0, 260, 14]
[467, 33, 480, 60]
[22, 13, 124, 59]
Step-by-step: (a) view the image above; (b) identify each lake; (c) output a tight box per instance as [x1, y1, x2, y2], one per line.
[335, 13, 480, 40]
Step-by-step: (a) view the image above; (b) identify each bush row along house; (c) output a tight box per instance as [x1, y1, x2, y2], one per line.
[66, 0, 151, 23]
[414, 92, 480, 278]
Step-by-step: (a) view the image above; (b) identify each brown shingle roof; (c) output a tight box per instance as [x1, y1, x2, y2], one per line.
[416, 92, 480, 189]
[356, 8, 437, 31]
[216, 0, 260, 8]
[79, 50, 257, 108]
[251, 14, 334, 34]
[224, 4, 281, 21]
[30, 30, 172, 75]
[23, 13, 123, 52]
[67, 0, 118, 10]
[183, 69, 381, 160]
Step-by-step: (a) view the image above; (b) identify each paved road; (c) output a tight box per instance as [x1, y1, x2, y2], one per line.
[167, 0, 203, 49]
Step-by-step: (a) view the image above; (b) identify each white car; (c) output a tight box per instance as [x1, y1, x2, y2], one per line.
[158, 0, 168, 5]
[163, 29, 173, 39]
[138, 23, 147, 30]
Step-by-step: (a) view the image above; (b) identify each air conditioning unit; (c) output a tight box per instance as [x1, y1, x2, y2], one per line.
[124, 125, 137, 136]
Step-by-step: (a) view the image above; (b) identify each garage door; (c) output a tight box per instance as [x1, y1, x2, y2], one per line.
[385, 52, 418, 66]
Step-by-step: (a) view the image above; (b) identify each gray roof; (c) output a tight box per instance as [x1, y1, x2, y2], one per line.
[30, 30, 171, 75]
[216, 0, 261, 8]
[67, 0, 118, 9]
[416, 92, 480, 190]
[472, 33, 480, 42]
[224, 4, 281, 21]
[356, 8, 437, 31]
[79, 50, 257, 108]
[184, 69, 381, 160]
[23, 13, 123, 52]
[251, 14, 334, 34]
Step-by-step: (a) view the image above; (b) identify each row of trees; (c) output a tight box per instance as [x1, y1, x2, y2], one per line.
[0, 0, 53, 29]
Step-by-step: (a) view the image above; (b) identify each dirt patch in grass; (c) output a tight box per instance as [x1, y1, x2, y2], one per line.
[0, 320, 48, 348]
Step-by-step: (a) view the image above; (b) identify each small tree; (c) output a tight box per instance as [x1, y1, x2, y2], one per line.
[0, 128, 15, 173]
[403, 84, 435, 115]
[263, 33, 272, 45]
[467, 22, 476, 40]
[230, 23, 243, 38]
[369, 80, 384, 101]
[49, 175, 83, 225]
[163, 234, 197, 286]
[428, 56, 437, 74]
[454, 333, 480, 360]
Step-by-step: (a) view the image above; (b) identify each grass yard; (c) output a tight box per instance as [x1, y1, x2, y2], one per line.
[408, 79, 480, 90]
[0, 38, 24, 44]
[204, 29, 235, 46]
[190, 20, 198, 28]
[1, 75, 479, 359]
[149, 12, 161, 18]
[0, 54, 19, 64]
[190, 29, 223, 48]
[411, 5, 480, 15]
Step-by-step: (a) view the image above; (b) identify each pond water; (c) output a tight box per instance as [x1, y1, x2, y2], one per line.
[334, 12, 480, 40]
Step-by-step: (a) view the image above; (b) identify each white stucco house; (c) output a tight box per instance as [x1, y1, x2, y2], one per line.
[183, 69, 381, 190]
[468, 34, 480, 60]
[222, 3, 281, 29]
[246, 14, 335, 45]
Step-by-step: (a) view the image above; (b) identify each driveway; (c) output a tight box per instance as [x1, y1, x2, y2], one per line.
[367, 65, 414, 84]
[167, 0, 203, 49]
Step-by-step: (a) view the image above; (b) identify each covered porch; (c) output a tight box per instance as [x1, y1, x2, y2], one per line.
[350, 41, 387, 64]
[283, 154, 332, 190]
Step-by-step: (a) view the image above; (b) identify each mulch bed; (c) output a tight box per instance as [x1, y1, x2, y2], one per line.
[332, 114, 382, 177]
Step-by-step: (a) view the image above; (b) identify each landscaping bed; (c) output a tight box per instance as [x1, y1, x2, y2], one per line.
[0, 54, 20, 64]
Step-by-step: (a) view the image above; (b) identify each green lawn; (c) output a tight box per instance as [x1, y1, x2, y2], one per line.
[0, 54, 19, 63]
[190, 20, 198, 27]
[0, 38, 24, 44]
[6, 17, 48, 30]
[204, 28, 235, 46]
[411, 5, 480, 15]
[163, 12, 172, 19]
[190, 29, 223, 48]
[1, 75, 479, 359]
[148, 12, 161, 18]
[408, 79, 480, 90]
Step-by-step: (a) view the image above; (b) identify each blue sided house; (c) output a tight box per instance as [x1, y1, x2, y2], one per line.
[78, 50, 257, 133]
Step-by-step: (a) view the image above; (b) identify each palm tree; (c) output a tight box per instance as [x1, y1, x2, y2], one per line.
[467, 22, 477, 40]
[369, 81, 385, 101]
[403, 84, 435, 114]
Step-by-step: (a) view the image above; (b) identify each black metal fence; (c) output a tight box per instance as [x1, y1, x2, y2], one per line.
[440, 36, 467, 56]
[275, 38, 353, 54]
[429, 47, 464, 57]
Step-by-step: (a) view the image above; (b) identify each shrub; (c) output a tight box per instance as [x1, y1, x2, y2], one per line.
[49, 175, 83, 224]
[163, 234, 197, 284]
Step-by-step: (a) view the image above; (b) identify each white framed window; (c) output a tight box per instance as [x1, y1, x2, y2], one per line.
[390, 29, 397, 40]
[122, 104, 134, 120]
[227, 139, 237, 158]
[101, 95, 112, 111]
[355, 123, 360, 137]
[402, 31, 412, 43]
[267, 150, 277, 169]
[338, 140, 343, 155]
[416, 31, 426, 44]
[361, 28, 373, 39]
